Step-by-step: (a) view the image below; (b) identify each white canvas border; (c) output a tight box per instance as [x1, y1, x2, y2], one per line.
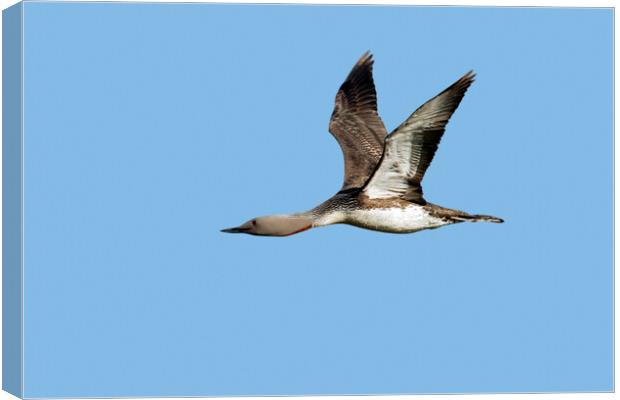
[0, 0, 614, 399]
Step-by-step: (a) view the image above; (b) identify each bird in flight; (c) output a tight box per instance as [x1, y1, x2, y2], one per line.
[222, 52, 503, 236]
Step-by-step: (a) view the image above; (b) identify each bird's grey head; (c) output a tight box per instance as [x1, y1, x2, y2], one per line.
[221, 215, 313, 237]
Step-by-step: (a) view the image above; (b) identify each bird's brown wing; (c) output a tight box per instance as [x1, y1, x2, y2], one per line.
[363, 71, 476, 204]
[329, 52, 388, 191]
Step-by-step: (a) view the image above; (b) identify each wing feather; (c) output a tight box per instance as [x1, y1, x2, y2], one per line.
[363, 71, 476, 203]
[329, 52, 388, 190]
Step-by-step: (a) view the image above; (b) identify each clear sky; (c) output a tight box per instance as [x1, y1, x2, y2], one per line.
[21, 3, 612, 397]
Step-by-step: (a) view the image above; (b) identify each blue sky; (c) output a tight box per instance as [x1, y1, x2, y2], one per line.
[20, 3, 612, 396]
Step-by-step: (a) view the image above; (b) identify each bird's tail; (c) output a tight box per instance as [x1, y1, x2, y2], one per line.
[473, 214, 503, 223]
[453, 213, 504, 224]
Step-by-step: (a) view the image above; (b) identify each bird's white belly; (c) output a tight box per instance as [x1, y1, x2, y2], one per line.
[346, 206, 450, 233]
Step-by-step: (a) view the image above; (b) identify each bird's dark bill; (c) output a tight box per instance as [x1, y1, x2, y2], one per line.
[220, 226, 250, 234]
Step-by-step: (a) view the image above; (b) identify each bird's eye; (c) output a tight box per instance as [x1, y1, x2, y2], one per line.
[252, 220, 257, 226]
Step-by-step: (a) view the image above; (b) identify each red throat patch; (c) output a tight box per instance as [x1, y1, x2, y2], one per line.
[286, 224, 312, 236]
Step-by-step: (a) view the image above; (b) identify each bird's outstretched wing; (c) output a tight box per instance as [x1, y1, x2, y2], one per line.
[329, 52, 388, 191]
[362, 71, 475, 204]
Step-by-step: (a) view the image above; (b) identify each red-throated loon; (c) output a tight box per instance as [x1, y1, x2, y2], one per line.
[222, 52, 503, 236]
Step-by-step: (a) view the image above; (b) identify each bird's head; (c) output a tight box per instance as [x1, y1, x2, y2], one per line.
[221, 215, 313, 237]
